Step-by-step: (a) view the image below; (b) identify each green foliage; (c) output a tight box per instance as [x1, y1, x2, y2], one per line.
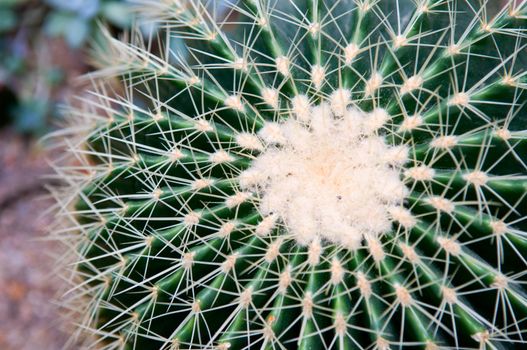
[53, 1, 527, 349]
[0, 0, 133, 134]
[44, 0, 133, 47]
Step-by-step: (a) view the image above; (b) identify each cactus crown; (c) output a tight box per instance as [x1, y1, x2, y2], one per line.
[53, 0, 527, 349]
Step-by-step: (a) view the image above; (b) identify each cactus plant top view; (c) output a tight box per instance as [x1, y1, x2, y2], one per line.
[51, 0, 527, 349]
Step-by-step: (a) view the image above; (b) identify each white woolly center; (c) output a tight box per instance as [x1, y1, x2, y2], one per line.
[241, 103, 408, 249]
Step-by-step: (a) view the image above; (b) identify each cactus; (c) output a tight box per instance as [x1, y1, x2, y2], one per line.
[53, 0, 527, 349]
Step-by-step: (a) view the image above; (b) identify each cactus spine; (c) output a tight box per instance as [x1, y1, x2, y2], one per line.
[53, 0, 527, 349]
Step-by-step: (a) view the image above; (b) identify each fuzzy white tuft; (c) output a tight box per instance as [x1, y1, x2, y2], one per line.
[210, 150, 234, 164]
[311, 64, 326, 90]
[238, 169, 265, 188]
[490, 220, 508, 236]
[235, 133, 264, 151]
[427, 196, 455, 213]
[400, 243, 420, 263]
[449, 92, 470, 106]
[278, 266, 292, 294]
[364, 108, 389, 134]
[168, 147, 184, 162]
[184, 211, 201, 226]
[400, 75, 423, 95]
[255, 214, 278, 236]
[330, 258, 345, 285]
[265, 239, 283, 263]
[393, 35, 408, 49]
[405, 165, 435, 181]
[365, 72, 383, 96]
[399, 114, 423, 132]
[291, 95, 311, 122]
[356, 272, 372, 299]
[441, 286, 458, 304]
[225, 192, 252, 208]
[225, 95, 245, 112]
[232, 57, 248, 71]
[463, 171, 488, 186]
[302, 292, 314, 318]
[261, 88, 280, 110]
[330, 88, 351, 116]
[389, 206, 416, 229]
[495, 128, 512, 140]
[431, 135, 458, 149]
[437, 236, 461, 256]
[308, 22, 321, 36]
[195, 119, 213, 132]
[258, 122, 286, 144]
[221, 254, 238, 273]
[394, 284, 413, 306]
[218, 221, 236, 237]
[191, 178, 213, 190]
[344, 43, 360, 64]
[241, 102, 407, 248]
[275, 56, 290, 76]
[334, 312, 347, 336]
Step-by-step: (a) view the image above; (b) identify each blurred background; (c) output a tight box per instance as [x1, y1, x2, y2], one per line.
[0, 0, 515, 349]
[0, 1, 134, 349]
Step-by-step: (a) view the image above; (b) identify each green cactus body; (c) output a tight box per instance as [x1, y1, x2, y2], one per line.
[54, 0, 527, 349]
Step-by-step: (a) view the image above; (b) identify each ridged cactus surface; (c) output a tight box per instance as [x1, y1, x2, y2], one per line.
[54, 0, 527, 349]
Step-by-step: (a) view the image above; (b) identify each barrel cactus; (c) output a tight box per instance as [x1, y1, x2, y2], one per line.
[54, 0, 527, 349]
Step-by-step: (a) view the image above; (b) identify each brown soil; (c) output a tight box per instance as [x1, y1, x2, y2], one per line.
[0, 131, 73, 350]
